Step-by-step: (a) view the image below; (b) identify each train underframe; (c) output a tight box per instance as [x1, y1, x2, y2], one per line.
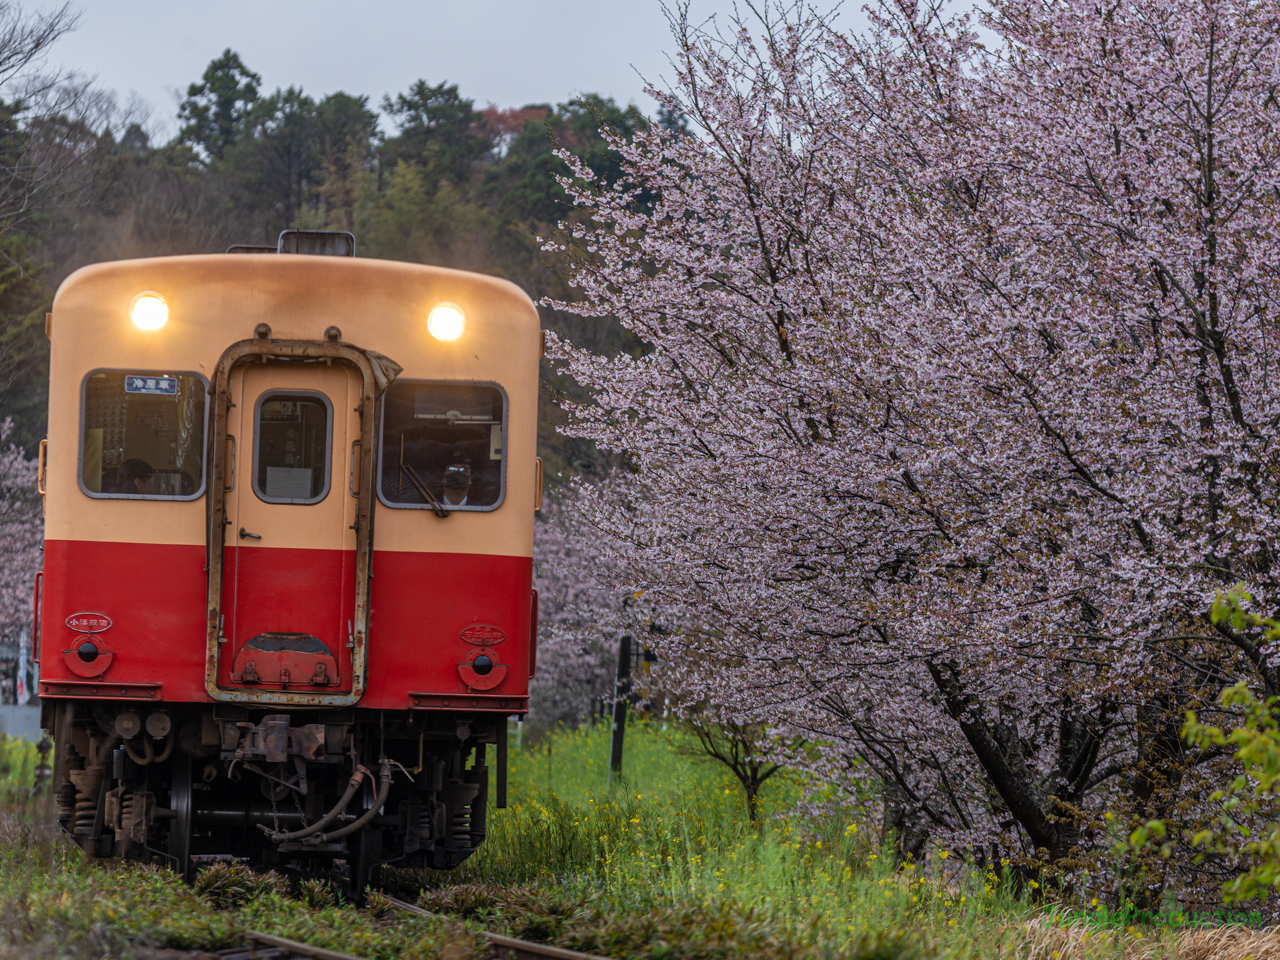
[47, 699, 505, 895]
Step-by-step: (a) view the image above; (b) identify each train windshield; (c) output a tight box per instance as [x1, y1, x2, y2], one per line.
[80, 371, 207, 499]
[253, 392, 332, 503]
[379, 381, 506, 510]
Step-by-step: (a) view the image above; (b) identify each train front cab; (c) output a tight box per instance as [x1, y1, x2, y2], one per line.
[37, 247, 540, 890]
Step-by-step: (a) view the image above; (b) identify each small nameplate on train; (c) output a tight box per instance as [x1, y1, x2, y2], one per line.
[66, 613, 112, 633]
[460, 624, 505, 645]
[125, 375, 178, 395]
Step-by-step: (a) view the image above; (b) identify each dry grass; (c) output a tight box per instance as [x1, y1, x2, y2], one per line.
[1175, 926, 1280, 960]
[1010, 918, 1280, 960]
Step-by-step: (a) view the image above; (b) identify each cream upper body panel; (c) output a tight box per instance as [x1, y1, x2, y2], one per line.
[46, 254, 540, 557]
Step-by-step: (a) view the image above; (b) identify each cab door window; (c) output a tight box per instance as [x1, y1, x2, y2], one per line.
[79, 370, 207, 499]
[253, 391, 332, 504]
[378, 381, 506, 510]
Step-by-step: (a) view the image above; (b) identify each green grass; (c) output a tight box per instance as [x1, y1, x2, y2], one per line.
[0, 725, 1257, 959]
[506, 718, 809, 814]
[0, 797, 473, 959]
[392, 721, 1194, 959]
[0, 734, 40, 795]
[0, 734, 474, 959]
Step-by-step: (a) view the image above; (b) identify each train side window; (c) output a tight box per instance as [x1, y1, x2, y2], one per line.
[378, 381, 507, 511]
[253, 391, 333, 504]
[79, 371, 207, 500]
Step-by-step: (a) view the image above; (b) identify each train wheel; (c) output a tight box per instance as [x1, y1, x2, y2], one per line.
[168, 751, 192, 880]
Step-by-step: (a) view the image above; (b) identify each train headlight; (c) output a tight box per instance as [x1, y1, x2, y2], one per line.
[130, 292, 169, 330]
[427, 302, 465, 341]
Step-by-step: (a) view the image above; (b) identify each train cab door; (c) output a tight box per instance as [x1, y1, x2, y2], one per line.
[216, 361, 362, 694]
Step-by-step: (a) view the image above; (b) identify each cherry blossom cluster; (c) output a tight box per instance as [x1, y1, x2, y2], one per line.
[530, 492, 638, 731]
[0, 421, 40, 622]
[0, 420, 42, 688]
[540, 0, 1280, 899]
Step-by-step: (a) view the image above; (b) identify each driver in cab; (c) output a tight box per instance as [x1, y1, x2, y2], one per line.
[442, 463, 471, 507]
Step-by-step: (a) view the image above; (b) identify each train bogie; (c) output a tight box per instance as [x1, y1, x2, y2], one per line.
[50, 699, 504, 886]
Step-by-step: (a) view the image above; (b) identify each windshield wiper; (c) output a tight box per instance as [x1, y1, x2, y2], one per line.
[399, 464, 450, 518]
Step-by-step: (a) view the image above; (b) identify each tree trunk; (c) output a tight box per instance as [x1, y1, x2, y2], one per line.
[881, 775, 929, 864]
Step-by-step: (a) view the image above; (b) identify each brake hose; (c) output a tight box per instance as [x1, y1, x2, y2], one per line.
[260, 764, 371, 842]
[123, 731, 175, 767]
[312, 761, 392, 843]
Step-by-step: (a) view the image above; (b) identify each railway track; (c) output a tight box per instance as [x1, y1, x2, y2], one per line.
[384, 895, 618, 960]
[204, 901, 618, 960]
[212, 931, 366, 960]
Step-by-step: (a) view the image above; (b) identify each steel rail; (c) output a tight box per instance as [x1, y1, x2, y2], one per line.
[384, 895, 620, 960]
[215, 930, 367, 960]
[212, 894, 622, 960]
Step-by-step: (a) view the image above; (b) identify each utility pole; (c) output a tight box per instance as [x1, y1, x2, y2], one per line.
[606, 634, 632, 788]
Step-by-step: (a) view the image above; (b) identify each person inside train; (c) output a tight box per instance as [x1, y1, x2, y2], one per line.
[114, 458, 155, 495]
[442, 462, 471, 506]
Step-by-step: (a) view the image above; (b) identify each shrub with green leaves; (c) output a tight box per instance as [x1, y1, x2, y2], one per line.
[297, 876, 336, 910]
[193, 862, 290, 909]
[1183, 586, 1280, 903]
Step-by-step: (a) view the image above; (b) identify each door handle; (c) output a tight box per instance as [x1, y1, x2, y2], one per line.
[36, 439, 46, 496]
[238, 527, 261, 540]
[32, 570, 42, 663]
[349, 439, 361, 497]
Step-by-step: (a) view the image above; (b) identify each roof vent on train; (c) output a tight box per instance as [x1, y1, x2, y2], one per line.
[226, 229, 356, 257]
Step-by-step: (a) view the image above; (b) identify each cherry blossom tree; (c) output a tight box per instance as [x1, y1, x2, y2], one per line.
[0, 419, 39, 620]
[530, 493, 632, 734]
[0, 418, 41, 704]
[543, 0, 1280, 898]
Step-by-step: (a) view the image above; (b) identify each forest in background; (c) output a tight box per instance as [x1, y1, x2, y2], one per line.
[0, 44, 665, 470]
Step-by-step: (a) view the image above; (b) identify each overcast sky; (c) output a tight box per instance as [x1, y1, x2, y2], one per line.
[35, 1, 712, 138]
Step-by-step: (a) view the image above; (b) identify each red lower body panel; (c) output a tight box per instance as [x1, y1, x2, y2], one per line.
[364, 551, 532, 709]
[40, 539, 209, 702]
[39, 539, 532, 709]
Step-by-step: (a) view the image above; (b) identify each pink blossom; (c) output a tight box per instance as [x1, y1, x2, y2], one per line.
[541, 0, 1280, 896]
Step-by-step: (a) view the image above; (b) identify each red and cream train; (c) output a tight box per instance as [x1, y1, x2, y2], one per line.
[34, 231, 540, 892]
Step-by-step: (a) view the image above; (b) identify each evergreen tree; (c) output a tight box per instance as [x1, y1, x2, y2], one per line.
[0, 233, 54, 454]
[315, 92, 377, 231]
[382, 80, 492, 186]
[178, 49, 262, 161]
[227, 86, 320, 233]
